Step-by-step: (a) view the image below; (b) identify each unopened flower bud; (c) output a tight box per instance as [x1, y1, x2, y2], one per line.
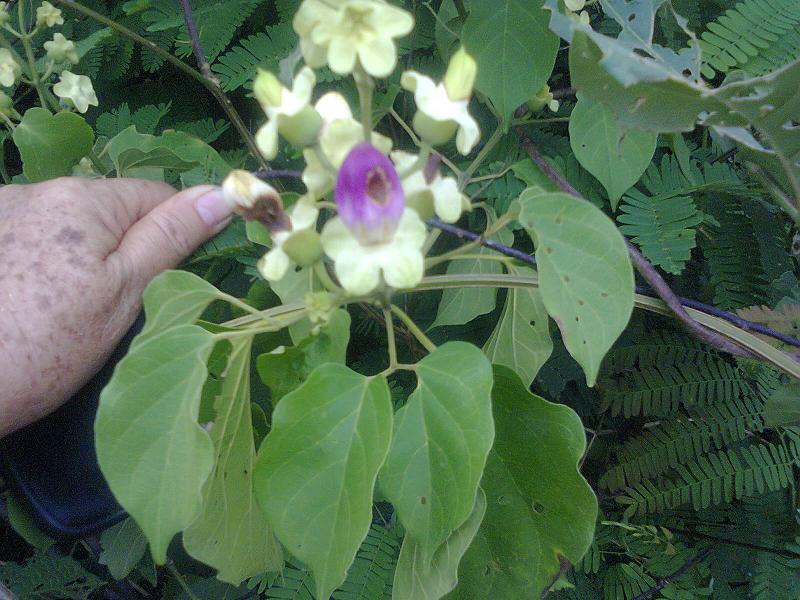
[253, 69, 284, 108]
[222, 169, 291, 233]
[0, 49, 20, 88]
[443, 47, 477, 101]
[526, 85, 558, 113]
[336, 143, 405, 246]
[305, 291, 335, 328]
[0, 3, 10, 26]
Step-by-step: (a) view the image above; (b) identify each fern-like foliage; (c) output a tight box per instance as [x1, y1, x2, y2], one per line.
[600, 395, 766, 491]
[750, 551, 800, 600]
[698, 0, 800, 78]
[333, 523, 401, 600]
[701, 195, 771, 310]
[0, 552, 105, 599]
[618, 188, 703, 274]
[601, 353, 749, 417]
[212, 25, 297, 92]
[601, 563, 657, 600]
[617, 440, 796, 518]
[256, 524, 400, 600]
[137, 0, 261, 63]
[264, 565, 316, 600]
[96, 103, 171, 138]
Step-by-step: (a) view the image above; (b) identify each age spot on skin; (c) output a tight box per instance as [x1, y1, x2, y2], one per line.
[35, 294, 52, 311]
[55, 225, 86, 245]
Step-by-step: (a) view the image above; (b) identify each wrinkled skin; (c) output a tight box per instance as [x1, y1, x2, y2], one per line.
[0, 177, 231, 437]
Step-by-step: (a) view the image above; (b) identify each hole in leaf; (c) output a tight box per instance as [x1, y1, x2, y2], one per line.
[533, 501, 545, 513]
[529, 320, 536, 327]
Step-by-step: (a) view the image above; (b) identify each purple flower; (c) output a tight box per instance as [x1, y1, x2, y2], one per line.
[335, 143, 405, 245]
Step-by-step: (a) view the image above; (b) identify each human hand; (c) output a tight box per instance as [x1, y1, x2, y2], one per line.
[0, 177, 233, 437]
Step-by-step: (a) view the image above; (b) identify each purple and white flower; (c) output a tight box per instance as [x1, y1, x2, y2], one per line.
[322, 143, 426, 295]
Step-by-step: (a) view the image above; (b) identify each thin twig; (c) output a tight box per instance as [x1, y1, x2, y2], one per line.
[517, 133, 753, 358]
[254, 169, 303, 180]
[175, 0, 269, 171]
[551, 87, 575, 99]
[630, 548, 712, 600]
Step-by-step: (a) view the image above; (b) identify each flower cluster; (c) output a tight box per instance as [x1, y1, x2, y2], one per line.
[223, 0, 481, 297]
[0, 1, 98, 113]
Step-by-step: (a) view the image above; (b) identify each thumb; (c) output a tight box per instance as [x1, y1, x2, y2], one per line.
[113, 185, 232, 288]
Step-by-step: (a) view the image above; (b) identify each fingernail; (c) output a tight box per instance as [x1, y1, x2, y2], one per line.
[195, 187, 232, 228]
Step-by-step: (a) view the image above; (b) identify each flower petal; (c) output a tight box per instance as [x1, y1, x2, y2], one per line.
[255, 120, 280, 160]
[328, 35, 358, 75]
[380, 243, 424, 289]
[358, 35, 397, 78]
[336, 248, 382, 295]
[454, 108, 480, 155]
[431, 177, 464, 223]
[258, 248, 291, 281]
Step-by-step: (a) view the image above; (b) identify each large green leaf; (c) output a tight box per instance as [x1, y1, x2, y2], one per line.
[545, 0, 800, 208]
[483, 265, 553, 387]
[254, 364, 393, 600]
[183, 337, 283, 583]
[12, 108, 94, 182]
[447, 367, 597, 599]
[103, 126, 230, 179]
[392, 489, 486, 600]
[431, 248, 503, 329]
[462, 0, 558, 118]
[569, 95, 657, 208]
[519, 189, 634, 386]
[98, 518, 148, 580]
[257, 309, 351, 403]
[379, 343, 494, 568]
[96, 325, 216, 563]
[134, 270, 226, 348]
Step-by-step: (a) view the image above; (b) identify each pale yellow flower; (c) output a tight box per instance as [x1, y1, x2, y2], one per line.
[565, 0, 585, 10]
[321, 208, 426, 295]
[293, 0, 413, 77]
[36, 1, 64, 27]
[44, 33, 79, 64]
[526, 85, 560, 113]
[391, 150, 468, 223]
[0, 49, 20, 87]
[253, 66, 321, 160]
[53, 71, 98, 113]
[258, 198, 321, 281]
[301, 92, 392, 198]
[401, 48, 480, 155]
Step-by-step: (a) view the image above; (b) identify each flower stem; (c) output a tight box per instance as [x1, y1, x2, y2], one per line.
[17, 4, 51, 111]
[460, 123, 504, 188]
[354, 63, 373, 141]
[389, 107, 462, 176]
[390, 304, 436, 354]
[314, 262, 340, 292]
[382, 306, 398, 372]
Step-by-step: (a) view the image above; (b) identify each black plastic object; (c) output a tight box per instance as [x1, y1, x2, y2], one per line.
[0, 313, 144, 540]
